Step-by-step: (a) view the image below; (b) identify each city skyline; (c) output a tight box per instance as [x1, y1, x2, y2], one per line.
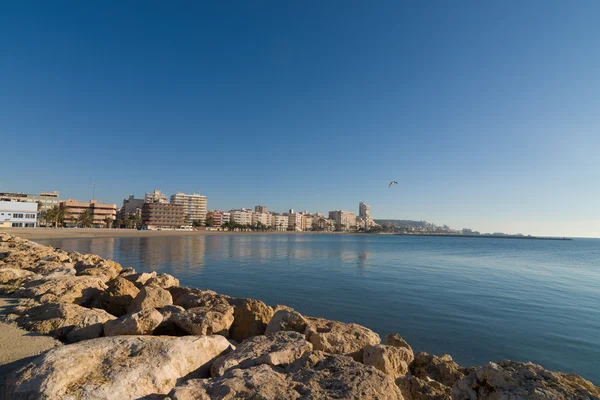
[2, 2, 599, 237]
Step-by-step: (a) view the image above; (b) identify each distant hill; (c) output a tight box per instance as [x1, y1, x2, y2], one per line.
[374, 219, 430, 228]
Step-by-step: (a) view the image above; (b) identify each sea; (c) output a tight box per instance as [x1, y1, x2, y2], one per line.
[36, 234, 600, 384]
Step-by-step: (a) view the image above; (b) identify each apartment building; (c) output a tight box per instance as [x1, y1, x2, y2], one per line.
[255, 205, 268, 213]
[0, 201, 38, 228]
[170, 192, 208, 225]
[222, 212, 231, 224]
[302, 215, 313, 231]
[288, 213, 303, 231]
[252, 212, 270, 227]
[229, 209, 253, 226]
[145, 190, 169, 204]
[328, 210, 357, 231]
[272, 215, 289, 231]
[0, 191, 60, 212]
[206, 211, 223, 227]
[61, 199, 117, 227]
[142, 203, 185, 229]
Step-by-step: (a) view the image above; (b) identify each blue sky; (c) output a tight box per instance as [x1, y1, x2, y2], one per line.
[1, 1, 599, 237]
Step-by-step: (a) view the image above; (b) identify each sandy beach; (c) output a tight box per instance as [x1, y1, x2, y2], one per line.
[1, 227, 344, 241]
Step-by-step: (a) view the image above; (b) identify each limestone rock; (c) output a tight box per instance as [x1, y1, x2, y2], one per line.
[127, 286, 173, 313]
[0, 268, 33, 283]
[265, 309, 308, 334]
[92, 276, 140, 316]
[363, 344, 414, 378]
[410, 352, 465, 387]
[170, 365, 294, 400]
[386, 333, 413, 353]
[124, 271, 157, 287]
[28, 261, 76, 277]
[452, 360, 600, 400]
[396, 375, 451, 400]
[104, 308, 163, 336]
[154, 305, 188, 336]
[15, 275, 107, 305]
[170, 287, 231, 309]
[172, 303, 234, 336]
[229, 297, 273, 342]
[304, 317, 381, 361]
[211, 331, 312, 377]
[145, 273, 180, 289]
[5, 335, 233, 399]
[76, 259, 123, 282]
[15, 302, 116, 342]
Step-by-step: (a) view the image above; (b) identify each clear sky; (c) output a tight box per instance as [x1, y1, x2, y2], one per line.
[1, 1, 599, 237]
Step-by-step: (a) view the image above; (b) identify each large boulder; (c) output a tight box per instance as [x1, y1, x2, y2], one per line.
[127, 286, 173, 313]
[170, 365, 294, 400]
[396, 376, 451, 400]
[28, 261, 76, 277]
[5, 335, 234, 399]
[304, 317, 381, 361]
[171, 353, 404, 400]
[410, 352, 466, 387]
[363, 344, 414, 378]
[265, 309, 307, 334]
[386, 333, 413, 353]
[15, 302, 116, 343]
[123, 271, 157, 287]
[0, 268, 33, 283]
[92, 276, 140, 317]
[170, 287, 231, 309]
[228, 298, 273, 342]
[211, 331, 312, 377]
[76, 259, 123, 282]
[172, 304, 234, 336]
[15, 275, 107, 305]
[145, 273, 180, 289]
[452, 360, 600, 400]
[154, 305, 188, 336]
[104, 308, 163, 336]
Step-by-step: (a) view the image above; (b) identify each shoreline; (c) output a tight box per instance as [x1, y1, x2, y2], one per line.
[0, 232, 598, 398]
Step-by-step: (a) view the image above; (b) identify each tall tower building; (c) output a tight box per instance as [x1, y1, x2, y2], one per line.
[170, 192, 208, 225]
[359, 202, 371, 219]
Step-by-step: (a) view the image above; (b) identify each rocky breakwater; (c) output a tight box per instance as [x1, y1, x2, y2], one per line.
[0, 232, 598, 400]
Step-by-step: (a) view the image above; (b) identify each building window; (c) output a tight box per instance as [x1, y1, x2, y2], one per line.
[13, 213, 24, 219]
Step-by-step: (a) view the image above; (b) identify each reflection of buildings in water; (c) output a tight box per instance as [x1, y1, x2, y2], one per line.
[357, 252, 370, 269]
[356, 238, 371, 270]
[135, 236, 206, 275]
[56, 238, 116, 261]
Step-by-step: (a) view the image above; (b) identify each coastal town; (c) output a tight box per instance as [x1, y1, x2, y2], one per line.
[0, 189, 534, 237]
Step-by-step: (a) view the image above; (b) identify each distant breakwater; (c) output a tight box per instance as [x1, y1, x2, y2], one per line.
[0, 232, 597, 399]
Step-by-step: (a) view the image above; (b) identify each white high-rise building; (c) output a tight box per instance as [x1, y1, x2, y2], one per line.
[145, 189, 169, 204]
[170, 192, 208, 225]
[230, 209, 253, 226]
[273, 215, 289, 231]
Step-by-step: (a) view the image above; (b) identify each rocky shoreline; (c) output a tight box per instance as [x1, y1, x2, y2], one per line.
[0, 232, 598, 399]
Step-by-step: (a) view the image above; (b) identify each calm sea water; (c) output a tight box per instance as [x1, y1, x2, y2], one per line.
[36, 234, 600, 384]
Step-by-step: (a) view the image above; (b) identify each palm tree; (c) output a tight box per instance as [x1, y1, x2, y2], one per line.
[77, 209, 93, 228]
[104, 216, 113, 229]
[205, 216, 215, 227]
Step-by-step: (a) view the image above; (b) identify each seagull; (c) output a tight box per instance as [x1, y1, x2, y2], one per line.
[388, 181, 398, 188]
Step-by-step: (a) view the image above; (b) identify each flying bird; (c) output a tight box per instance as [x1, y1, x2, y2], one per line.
[388, 181, 398, 188]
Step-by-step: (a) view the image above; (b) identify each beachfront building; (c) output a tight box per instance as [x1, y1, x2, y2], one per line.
[222, 212, 231, 224]
[0, 191, 60, 213]
[252, 212, 270, 227]
[0, 200, 38, 228]
[273, 214, 289, 231]
[288, 213, 303, 231]
[170, 192, 208, 225]
[357, 202, 376, 230]
[122, 195, 144, 215]
[142, 202, 185, 230]
[206, 211, 223, 227]
[145, 190, 169, 204]
[255, 205, 268, 213]
[229, 209, 253, 226]
[302, 215, 313, 231]
[61, 199, 117, 228]
[329, 210, 357, 231]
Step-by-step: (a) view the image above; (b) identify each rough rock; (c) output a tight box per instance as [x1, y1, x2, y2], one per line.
[410, 352, 465, 387]
[28, 260, 76, 277]
[396, 375, 451, 400]
[386, 333, 413, 352]
[228, 297, 273, 342]
[170, 365, 294, 400]
[211, 331, 312, 377]
[103, 308, 163, 336]
[172, 353, 403, 400]
[76, 259, 123, 282]
[92, 276, 140, 316]
[124, 271, 157, 287]
[172, 303, 234, 336]
[363, 344, 414, 378]
[15, 302, 116, 342]
[452, 360, 600, 400]
[145, 273, 180, 289]
[154, 305, 188, 336]
[15, 275, 107, 305]
[127, 286, 173, 313]
[265, 309, 308, 334]
[0, 268, 33, 283]
[5, 335, 233, 399]
[170, 287, 231, 309]
[304, 317, 381, 361]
